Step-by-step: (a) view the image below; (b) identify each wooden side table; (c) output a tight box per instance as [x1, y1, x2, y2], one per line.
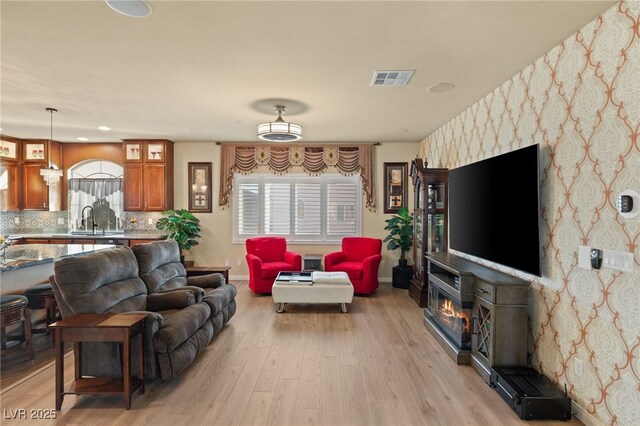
[50, 313, 148, 410]
[186, 266, 231, 282]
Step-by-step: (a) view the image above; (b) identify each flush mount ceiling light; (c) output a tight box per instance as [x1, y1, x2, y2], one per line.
[105, 0, 152, 18]
[40, 108, 63, 186]
[257, 105, 302, 142]
[427, 82, 455, 93]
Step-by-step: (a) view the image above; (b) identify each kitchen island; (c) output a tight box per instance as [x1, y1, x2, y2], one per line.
[0, 244, 116, 294]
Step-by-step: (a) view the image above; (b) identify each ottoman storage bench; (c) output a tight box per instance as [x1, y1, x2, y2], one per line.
[272, 271, 354, 313]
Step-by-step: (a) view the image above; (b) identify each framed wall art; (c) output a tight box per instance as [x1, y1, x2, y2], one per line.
[383, 162, 408, 214]
[188, 162, 212, 213]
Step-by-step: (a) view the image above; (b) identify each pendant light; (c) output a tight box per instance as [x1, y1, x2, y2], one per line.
[40, 107, 63, 186]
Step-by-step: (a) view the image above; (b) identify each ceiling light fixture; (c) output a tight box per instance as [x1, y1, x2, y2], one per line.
[40, 108, 63, 186]
[98, 126, 111, 131]
[427, 82, 455, 93]
[105, 0, 152, 18]
[77, 137, 89, 141]
[257, 105, 302, 142]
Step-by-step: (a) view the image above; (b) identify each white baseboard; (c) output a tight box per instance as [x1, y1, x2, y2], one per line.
[572, 401, 604, 426]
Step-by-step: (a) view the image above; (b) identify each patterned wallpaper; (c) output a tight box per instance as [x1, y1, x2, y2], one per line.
[419, 2, 639, 425]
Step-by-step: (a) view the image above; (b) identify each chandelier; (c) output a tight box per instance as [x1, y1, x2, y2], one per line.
[257, 105, 302, 142]
[40, 107, 63, 186]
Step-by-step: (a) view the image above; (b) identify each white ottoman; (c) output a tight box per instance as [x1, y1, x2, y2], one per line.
[272, 271, 354, 313]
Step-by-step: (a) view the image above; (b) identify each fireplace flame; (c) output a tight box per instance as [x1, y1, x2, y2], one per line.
[442, 299, 462, 318]
[440, 298, 470, 334]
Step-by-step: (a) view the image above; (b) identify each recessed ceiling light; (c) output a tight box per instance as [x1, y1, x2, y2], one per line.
[98, 126, 111, 131]
[392, 128, 410, 134]
[105, 0, 152, 18]
[427, 82, 455, 93]
[77, 137, 89, 141]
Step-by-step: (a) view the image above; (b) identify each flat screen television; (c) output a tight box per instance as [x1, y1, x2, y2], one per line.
[448, 144, 541, 276]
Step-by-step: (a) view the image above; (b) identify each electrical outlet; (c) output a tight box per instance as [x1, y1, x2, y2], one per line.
[236, 259, 241, 266]
[602, 249, 634, 273]
[147, 218, 153, 225]
[224, 259, 230, 266]
[57, 217, 65, 225]
[14, 217, 20, 224]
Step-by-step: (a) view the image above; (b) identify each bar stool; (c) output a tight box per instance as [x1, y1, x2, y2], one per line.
[0, 295, 35, 360]
[24, 283, 59, 335]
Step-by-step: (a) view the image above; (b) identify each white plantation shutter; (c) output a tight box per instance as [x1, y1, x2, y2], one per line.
[264, 182, 291, 235]
[295, 182, 322, 238]
[327, 181, 358, 236]
[237, 182, 259, 236]
[234, 174, 361, 243]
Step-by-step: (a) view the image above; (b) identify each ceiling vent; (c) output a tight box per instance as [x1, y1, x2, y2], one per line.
[371, 70, 414, 86]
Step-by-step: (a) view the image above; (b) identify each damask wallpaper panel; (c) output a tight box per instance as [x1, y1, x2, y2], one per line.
[419, 2, 639, 425]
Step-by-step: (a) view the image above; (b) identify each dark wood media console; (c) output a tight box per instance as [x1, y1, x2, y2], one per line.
[424, 252, 530, 379]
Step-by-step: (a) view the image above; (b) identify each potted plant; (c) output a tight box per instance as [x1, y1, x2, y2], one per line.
[155, 209, 201, 263]
[383, 206, 413, 288]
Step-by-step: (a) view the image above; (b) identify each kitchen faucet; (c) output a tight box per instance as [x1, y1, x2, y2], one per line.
[81, 205, 99, 235]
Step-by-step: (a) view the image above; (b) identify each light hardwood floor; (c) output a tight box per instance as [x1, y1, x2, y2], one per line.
[0, 281, 580, 425]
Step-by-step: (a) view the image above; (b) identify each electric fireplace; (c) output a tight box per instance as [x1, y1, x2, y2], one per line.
[427, 284, 472, 350]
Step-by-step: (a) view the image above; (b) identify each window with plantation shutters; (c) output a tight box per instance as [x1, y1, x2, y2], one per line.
[233, 174, 361, 243]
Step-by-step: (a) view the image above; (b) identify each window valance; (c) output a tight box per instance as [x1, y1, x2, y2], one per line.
[219, 144, 375, 209]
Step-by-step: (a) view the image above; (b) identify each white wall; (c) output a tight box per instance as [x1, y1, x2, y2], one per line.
[174, 142, 418, 280]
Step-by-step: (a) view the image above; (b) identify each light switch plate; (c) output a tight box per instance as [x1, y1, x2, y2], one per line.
[578, 246, 592, 270]
[57, 217, 65, 225]
[602, 249, 634, 273]
[14, 217, 20, 224]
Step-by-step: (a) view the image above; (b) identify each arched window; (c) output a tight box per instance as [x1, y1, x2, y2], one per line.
[68, 160, 124, 233]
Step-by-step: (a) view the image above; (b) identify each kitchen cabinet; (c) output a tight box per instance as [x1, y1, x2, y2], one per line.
[123, 140, 173, 211]
[22, 164, 49, 210]
[0, 160, 20, 211]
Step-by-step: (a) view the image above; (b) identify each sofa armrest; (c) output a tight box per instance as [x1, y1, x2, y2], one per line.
[147, 290, 197, 311]
[324, 251, 345, 270]
[246, 253, 263, 277]
[188, 273, 225, 288]
[156, 286, 205, 302]
[283, 251, 302, 270]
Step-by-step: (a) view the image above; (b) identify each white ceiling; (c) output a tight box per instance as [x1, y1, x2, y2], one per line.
[0, 1, 613, 144]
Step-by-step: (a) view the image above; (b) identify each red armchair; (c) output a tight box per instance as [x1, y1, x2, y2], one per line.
[324, 237, 382, 295]
[245, 237, 302, 294]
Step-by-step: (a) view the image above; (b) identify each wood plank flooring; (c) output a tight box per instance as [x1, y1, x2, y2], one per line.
[0, 281, 581, 425]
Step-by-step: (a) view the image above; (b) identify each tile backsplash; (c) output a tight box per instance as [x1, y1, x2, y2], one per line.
[1, 211, 162, 235]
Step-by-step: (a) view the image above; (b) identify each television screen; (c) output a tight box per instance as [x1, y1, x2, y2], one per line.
[448, 144, 541, 276]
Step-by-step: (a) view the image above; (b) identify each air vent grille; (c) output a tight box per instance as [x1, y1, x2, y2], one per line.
[371, 70, 414, 86]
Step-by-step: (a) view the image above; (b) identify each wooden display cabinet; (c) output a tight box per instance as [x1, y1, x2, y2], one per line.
[409, 158, 448, 307]
[123, 139, 174, 212]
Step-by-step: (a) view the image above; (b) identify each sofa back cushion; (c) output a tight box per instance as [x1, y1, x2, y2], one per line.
[132, 240, 189, 293]
[342, 237, 382, 262]
[246, 237, 286, 263]
[52, 246, 147, 314]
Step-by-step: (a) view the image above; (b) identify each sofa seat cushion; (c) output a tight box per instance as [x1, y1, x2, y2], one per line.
[330, 262, 364, 280]
[202, 285, 237, 317]
[261, 262, 295, 279]
[153, 302, 211, 353]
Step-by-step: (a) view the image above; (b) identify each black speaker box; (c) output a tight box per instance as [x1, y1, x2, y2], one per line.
[490, 367, 572, 421]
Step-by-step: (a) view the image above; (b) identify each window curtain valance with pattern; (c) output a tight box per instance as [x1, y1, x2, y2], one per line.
[219, 144, 375, 209]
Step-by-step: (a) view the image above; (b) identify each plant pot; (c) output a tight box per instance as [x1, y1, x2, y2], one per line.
[398, 258, 408, 268]
[392, 264, 412, 289]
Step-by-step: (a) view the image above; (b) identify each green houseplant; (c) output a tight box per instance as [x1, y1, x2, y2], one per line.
[155, 209, 201, 261]
[383, 206, 413, 267]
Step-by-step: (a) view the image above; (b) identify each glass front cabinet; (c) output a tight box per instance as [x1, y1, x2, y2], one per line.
[409, 158, 448, 307]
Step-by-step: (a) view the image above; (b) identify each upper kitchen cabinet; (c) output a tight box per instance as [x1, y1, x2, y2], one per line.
[0, 137, 21, 211]
[122, 139, 174, 211]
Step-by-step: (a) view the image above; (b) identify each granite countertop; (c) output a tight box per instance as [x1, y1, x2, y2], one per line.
[0, 244, 117, 272]
[7, 232, 167, 240]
